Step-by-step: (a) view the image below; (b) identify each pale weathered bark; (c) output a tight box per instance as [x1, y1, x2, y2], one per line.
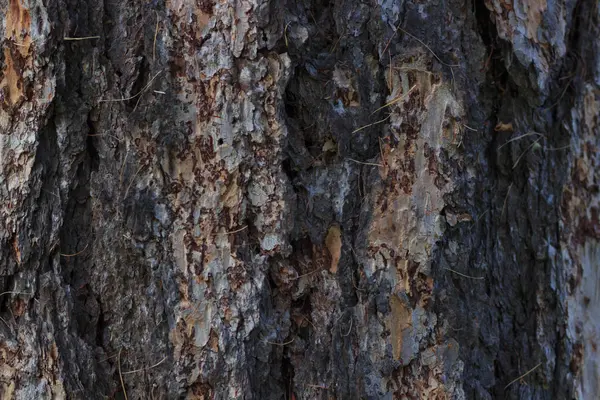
[0, 0, 599, 399]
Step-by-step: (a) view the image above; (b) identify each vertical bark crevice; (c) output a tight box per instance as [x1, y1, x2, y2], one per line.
[275, 0, 392, 396]
[430, 0, 592, 398]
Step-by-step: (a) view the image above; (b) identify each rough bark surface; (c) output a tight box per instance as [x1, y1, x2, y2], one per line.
[0, 0, 599, 399]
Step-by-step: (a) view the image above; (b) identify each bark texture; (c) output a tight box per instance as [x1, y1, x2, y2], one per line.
[0, 0, 599, 398]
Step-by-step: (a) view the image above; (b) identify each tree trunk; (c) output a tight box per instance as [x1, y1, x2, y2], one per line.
[1, 0, 598, 398]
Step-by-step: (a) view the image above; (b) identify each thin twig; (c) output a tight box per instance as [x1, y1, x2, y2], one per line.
[424, 191, 432, 216]
[64, 36, 100, 41]
[132, 90, 145, 113]
[342, 317, 353, 336]
[501, 183, 513, 220]
[99, 71, 162, 103]
[346, 158, 383, 167]
[396, 27, 459, 68]
[305, 383, 329, 390]
[382, 20, 400, 55]
[480, 45, 495, 72]
[545, 144, 571, 152]
[505, 362, 542, 390]
[153, 11, 159, 61]
[498, 132, 545, 150]
[330, 35, 342, 53]
[266, 338, 294, 346]
[0, 291, 34, 297]
[371, 85, 417, 115]
[470, 209, 489, 230]
[284, 22, 292, 47]
[444, 268, 484, 280]
[449, 325, 465, 332]
[513, 137, 542, 169]
[394, 66, 434, 75]
[123, 164, 146, 199]
[122, 356, 168, 375]
[462, 123, 478, 132]
[476, 209, 489, 222]
[303, 316, 317, 330]
[395, 26, 458, 89]
[60, 243, 89, 257]
[213, 225, 248, 235]
[352, 114, 391, 134]
[119, 150, 130, 192]
[352, 276, 366, 293]
[118, 349, 128, 400]
[42, 189, 60, 199]
[388, 50, 393, 92]
[292, 267, 323, 280]
[87, 133, 123, 141]
[542, 76, 574, 110]
[99, 353, 120, 363]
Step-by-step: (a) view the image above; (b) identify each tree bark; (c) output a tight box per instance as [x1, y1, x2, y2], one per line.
[1, 0, 598, 398]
